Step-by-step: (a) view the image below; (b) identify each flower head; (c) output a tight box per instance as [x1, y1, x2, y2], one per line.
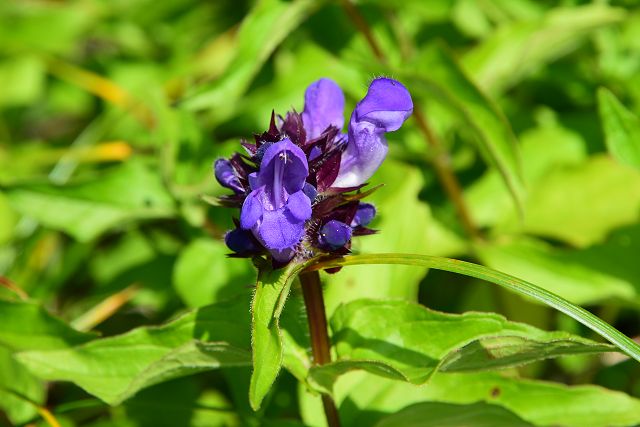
[214, 77, 412, 266]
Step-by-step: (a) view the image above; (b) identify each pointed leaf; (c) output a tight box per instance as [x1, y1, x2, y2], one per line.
[7, 160, 175, 242]
[17, 298, 250, 405]
[307, 299, 613, 392]
[598, 87, 640, 170]
[463, 4, 626, 94]
[183, 0, 320, 119]
[0, 298, 94, 351]
[249, 259, 313, 410]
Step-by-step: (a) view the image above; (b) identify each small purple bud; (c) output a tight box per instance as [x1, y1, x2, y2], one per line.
[255, 141, 274, 164]
[309, 145, 322, 161]
[303, 183, 318, 201]
[214, 159, 244, 194]
[318, 220, 352, 250]
[225, 228, 260, 254]
[351, 203, 376, 227]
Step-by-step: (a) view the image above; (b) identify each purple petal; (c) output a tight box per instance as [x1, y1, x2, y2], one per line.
[240, 190, 263, 229]
[258, 208, 306, 250]
[354, 78, 413, 132]
[303, 183, 318, 201]
[248, 172, 258, 190]
[331, 120, 387, 188]
[258, 139, 309, 202]
[351, 203, 376, 227]
[332, 78, 413, 188]
[214, 158, 244, 193]
[270, 247, 295, 263]
[286, 190, 312, 221]
[302, 78, 345, 140]
[318, 220, 352, 250]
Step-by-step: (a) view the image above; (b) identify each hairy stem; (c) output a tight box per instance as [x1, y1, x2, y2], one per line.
[338, 0, 480, 240]
[299, 270, 341, 427]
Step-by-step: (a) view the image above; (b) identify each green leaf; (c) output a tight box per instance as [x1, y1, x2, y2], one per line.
[466, 123, 587, 228]
[426, 371, 640, 427]
[518, 155, 640, 247]
[280, 292, 312, 385]
[307, 299, 612, 392]
[17, 298, 251, 405]
[462, 4, 626, 94]
[121, 377, 239, 427]
[0, 56, 46, 107]
[465, 131, 640, 247]
[598, 87, 640, 170]
[7, 160, 176, 242]
[404, 44, 524, 214]
[375, 401, 534, 427]
[249, 259, 312, 410]
[304, 370, 640, 427]
[0, 2, 95, 54]
[309, 254, 640, 363]
[183, 0, 320, 118]
[476, 237, 636, 305]
[173, 238, 255, 308]
[0, 346, 45, 425]
[0, 298, 94, 351]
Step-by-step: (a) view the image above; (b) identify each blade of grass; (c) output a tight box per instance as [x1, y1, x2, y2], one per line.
[306, 253, 640, 363]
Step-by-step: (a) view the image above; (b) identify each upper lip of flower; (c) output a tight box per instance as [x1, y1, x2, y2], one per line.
[256, 141, 308, 210]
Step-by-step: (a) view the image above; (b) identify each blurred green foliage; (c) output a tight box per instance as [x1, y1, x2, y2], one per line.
[2, 0, 640, 426]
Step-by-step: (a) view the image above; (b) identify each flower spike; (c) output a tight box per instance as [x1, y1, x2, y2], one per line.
[213, 77, 412, 267]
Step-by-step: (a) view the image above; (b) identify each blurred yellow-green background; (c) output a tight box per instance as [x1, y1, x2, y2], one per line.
[2, 0, 640, 426]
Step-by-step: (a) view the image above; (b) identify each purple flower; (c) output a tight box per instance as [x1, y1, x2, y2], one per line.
[240, 139, 312, 262]
[214, 77, 412, 266]
[332, 78, 413, 188]
[302, 78, 345, 140]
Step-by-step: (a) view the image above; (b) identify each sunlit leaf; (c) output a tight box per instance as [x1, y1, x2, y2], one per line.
[463, 4, 626, 94]
[0, 347, 44, 425]
[174, 238, 255, 308]
[375, 401, 534, 427]
[310, 254, 640, 363]
[7, 160, 176, 242]
[183, 0, 320, 120]
[17, 298, 251, 405]
[307, 299, 613, 392]
[476, 237, 637, 305]
[0, 299, 93, 352]
[301, 370, 640, 427]
[598, 87, 640, 170]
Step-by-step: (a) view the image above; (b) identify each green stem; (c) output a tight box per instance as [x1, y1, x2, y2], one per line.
[300, 270, 341, 427]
